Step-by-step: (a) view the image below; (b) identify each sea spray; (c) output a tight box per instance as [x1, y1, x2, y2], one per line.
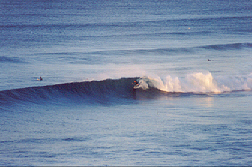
[185, 72, 229, 93]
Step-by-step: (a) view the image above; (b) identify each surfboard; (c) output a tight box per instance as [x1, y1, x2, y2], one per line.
[37, 77, 43, 81]
[133, 84, 140, 89]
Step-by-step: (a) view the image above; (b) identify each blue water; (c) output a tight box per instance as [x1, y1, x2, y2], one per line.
[1, 0, 252, 165]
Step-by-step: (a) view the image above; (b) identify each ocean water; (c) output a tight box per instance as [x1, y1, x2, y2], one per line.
[0, 0, 252, 165]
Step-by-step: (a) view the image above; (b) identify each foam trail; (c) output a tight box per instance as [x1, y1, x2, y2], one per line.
[137, 72, 252, 93]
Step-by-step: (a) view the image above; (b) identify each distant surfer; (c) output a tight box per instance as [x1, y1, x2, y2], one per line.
[37, 76, 43, 81]
[208, 59, 211, 61]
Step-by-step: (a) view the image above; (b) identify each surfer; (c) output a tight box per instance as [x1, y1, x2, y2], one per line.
[37, 76, 43, 81]
[132, 80, 140, 90]
[133, 80, 139, 86]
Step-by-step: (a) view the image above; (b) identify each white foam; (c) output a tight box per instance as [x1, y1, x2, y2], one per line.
[137, 71, 252, 93]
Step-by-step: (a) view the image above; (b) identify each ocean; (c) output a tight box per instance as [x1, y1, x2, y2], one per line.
[0, 0, 252, 165]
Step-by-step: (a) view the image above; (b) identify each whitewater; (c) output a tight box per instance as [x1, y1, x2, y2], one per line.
[1, 0, 252, 166]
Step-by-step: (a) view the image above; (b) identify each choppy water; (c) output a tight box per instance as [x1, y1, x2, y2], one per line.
[1, 0, 252, 165]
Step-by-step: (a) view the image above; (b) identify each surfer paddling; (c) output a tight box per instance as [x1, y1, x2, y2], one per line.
[37, 76, 43, 81]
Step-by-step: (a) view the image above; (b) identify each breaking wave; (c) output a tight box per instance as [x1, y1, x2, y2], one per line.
[0, 72, 252, 105]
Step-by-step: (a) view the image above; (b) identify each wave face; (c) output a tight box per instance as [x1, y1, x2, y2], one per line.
[0, 78, 138, 105]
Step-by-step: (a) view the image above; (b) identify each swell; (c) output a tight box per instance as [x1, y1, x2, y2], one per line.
[0, 56, 25, 63]
[199, 43, 252, 51]
[43, 42, 252, 57]
[65, 42, 252, 58]
[1, 15, 251, 29]
[138, 42, 252, 53]
[1, 42, 251, 65]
